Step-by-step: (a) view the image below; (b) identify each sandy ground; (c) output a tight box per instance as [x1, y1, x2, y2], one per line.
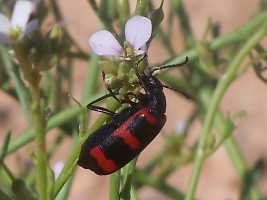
[1, 0, 267, 199]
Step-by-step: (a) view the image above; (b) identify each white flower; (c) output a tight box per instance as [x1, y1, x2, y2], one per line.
[89, 15, 152, 59]
[53, 161, 64, 179]
[0, 0, 39, 44]
[175, 121, 185, 134]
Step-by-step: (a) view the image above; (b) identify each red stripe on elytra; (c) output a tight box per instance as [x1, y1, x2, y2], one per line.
[90, 147, 117, 173]
[113, 128, 140, 149]
[141, 108, 157, 125]
[112, 108, 158, 149]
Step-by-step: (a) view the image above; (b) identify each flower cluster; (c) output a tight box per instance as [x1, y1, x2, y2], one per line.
[0, 0, 70, 83]
[0, 0, 39, 44]
[89, 15, 152, 60]
[88, 15, 152, 99]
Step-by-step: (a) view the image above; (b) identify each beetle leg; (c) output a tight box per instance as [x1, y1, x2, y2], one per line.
[102, 71, 137, 106]
[87, 92, 118, 116]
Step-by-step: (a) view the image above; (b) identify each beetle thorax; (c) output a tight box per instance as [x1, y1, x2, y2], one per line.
[142, 76, 166, 115]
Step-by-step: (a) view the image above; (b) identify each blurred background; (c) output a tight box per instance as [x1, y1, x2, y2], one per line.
[0, 0, 267, 199]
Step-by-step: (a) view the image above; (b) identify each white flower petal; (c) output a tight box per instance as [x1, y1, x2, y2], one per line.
[53, 161, 64, 179]
[135, 49, 146, 57]
[23, 19, 38, 35]
[125, 16, 152, 51]
[0, 13, 11, 34]
[139, 44, 147, 53]
[11, 0, 33, 30]
[0, 32, 11, 44]
[134, 44, 147, 56]
[89, 30, 122, 56]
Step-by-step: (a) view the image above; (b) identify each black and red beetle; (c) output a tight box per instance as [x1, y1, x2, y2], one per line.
[77, 56, 189, 175]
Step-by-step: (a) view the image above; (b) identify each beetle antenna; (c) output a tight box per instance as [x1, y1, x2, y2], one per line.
[162, 84, 190, 99]
[151, 56, 189, 75]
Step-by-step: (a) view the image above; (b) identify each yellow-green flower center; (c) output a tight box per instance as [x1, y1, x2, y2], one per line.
[8, 25, 22, 40]
[120, 41, 135, 59]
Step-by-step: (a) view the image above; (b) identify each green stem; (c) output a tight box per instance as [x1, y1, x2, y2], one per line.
[53, 114, 107, 198]
[156, 28, 176, 57]
[135, 0, 149, 15]
[50, 0, 86, 54]
[165, 11, 267, 65]
[200, 88, 261, 199]
[0, 46, 31, 122]
[7, 107, 80, 154]
[185, 21, 267, 200]
[120, 157, 138, 200]
[134, 170, 184, 199]
[109, 171, 120, 200]
[81, 54, 100, 103]
[2, 9, 265, 200]
[55, 135, 79, 200]
[7, 92, 105, 154]
[86, 0, 115, 32]
[53, 101, 119, 198]
[30, 83, 48, 200]
[216, 116, 261, 199]
[175, 0, 195, 49]
[0, 130, 11, 162]
[2, 162, 16, 182]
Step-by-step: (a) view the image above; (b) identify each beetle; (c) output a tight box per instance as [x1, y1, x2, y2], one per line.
[77, 56, 189, 175]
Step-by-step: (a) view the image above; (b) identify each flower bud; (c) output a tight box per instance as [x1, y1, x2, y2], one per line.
[47, 26, 70, 58]
[151, 0, 164, 33]
[119, 87, 128, 97]
[49, 25, 62, 44]
[206, 134, 216, 151]
[119, 61, 131, 72]
[104, 74, 120, 89]
[196, 42, 217, 78]
[99, 60, 119, 75]
[128, 70, 138, 84]
[132, 86, 141, 95]
[117, 61, 130, 81]
[117, 71, 129, 82]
